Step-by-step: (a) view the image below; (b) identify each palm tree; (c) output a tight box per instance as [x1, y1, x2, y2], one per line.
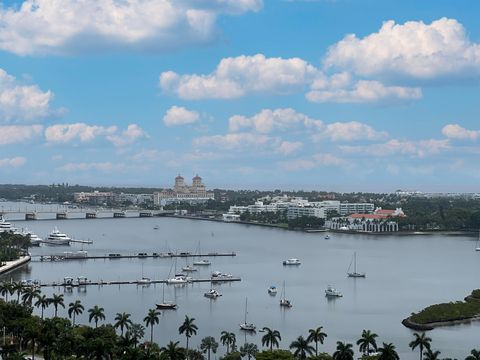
[466, 349, 480, 360]
[200, 336, 218, 360]
[126, 323, 145, 348]
[178, 315, 198, 359]
[34, 294, 50, 319]
[333, 341, 354, 360]
[356, 329, 378, 356]
[12, 281, 23, 302]
[261, 327, 281, 351]
[160, 341, 185, 360]
[49, 293, 65, 317]
[220, 331, 236, 354]
[88, 305, 106, 328]
[307, 326, 328, 356]
[143, 308, 161, 343]
[240, 343, 258, 360]
[114, 312, 133, 336]
[377, 343, 399, 360]
[289, 336, 315, 359]
[423, 349, 441, 360]
[21, 287, 40, 306]
[0, 282, 14, 301]
[67, 300, 84, 326]
[409, 332, 432, 360]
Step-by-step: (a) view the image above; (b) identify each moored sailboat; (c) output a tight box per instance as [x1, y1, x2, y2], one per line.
[347, 252, 366, 278]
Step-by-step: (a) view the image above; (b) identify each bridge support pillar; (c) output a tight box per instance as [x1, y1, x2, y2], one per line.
[56, 212, 67, 220]
[113, 212, 125, 218]
[25, 212, 37, 221]
[86, 212, 97, 219]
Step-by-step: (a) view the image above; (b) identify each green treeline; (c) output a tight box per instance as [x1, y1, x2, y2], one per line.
[0, 232, 30, 265]
[409, 290, 480, 324]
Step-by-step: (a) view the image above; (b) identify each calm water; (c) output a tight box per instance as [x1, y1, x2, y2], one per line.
[2, 214, 480, 358]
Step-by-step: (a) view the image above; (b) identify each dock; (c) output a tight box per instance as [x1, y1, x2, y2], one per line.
[34, 251, 237, 262]
[37, 277, 241, 288]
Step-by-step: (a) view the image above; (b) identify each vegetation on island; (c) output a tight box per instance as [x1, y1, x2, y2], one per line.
[0, 282, 478, 359]
[406, 290, 480, 326]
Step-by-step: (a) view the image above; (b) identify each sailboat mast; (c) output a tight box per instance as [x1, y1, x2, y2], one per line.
[354, 252, 357, 273]
[244, 298, 248, 323]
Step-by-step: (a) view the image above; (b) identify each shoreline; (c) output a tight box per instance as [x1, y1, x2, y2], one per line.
[0, 255, 31, 276]
[402, 315, 480, 331]
[166, 215, 478, 236]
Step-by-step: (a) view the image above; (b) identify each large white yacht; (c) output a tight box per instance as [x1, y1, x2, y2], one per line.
[0, 215, 16, 233]
[22, 229, 43, 246]
[43, 227, 72, 245]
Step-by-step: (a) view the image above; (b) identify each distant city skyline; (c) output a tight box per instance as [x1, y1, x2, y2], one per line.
[0, 0, 479, 192]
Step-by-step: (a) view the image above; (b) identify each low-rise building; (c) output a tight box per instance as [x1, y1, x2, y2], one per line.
[339, 202, 374, 215]
[73, 191, 115, 204]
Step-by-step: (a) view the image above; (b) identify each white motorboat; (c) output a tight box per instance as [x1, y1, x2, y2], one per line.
[193, 259, 211, 266]
[43, 227, 72, 245]
[239, 298, 256, 331]
[167, 275, 188, 284]
[268, 285, 278, 295]
[21, 228, 43, 246]
[283, 258, 301, 266]
[182, 265, 198, 272]
[204, 289, 222, 299]
[347, 252, 366, 278]
[325, 285, 343, 297]
[324, 235, 330, 240]
[137, 277, 152, 285]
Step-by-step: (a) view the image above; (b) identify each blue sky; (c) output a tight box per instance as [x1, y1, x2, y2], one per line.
[0, 0, 479, 192]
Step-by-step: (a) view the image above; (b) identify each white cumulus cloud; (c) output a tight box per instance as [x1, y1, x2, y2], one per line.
[340, 139, 450, 158]
[0, 68, 55, 122]
[160, 54, 319, 99]
[45, 123, 117, 144]
[324, 18, 480, 80]
[0, 157, 26, 168]
[194, 132, 276, 150]
[314, 121, 388, 142]
[163, 106, 199, 126]
[442, 124, 479, 141]
[0, 125, 43, 145]
[0, 0, 263, 55]
[229, 108, 323, 133]
[107, 124, 148, 147]
[278, 141, 303, 155]
[307, 80, 422, 103]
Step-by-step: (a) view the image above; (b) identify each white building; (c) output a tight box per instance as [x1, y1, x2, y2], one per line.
[116, 193, 154, 205]
[287, 206, 328, 220]
[339, 203, 374, 215]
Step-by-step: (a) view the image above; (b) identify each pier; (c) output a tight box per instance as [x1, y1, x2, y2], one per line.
[34, 251, 236, 262]
[36, 277, 241, 288]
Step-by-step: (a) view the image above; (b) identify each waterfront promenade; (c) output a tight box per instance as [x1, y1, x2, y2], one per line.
[0, 255, 31, 275]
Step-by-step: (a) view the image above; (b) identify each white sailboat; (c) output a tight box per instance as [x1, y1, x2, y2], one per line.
[239, 298, 256, 331]
[279, 280, 292, 308]
[347, 252, 366, 278]
[475, 231, 480, 251]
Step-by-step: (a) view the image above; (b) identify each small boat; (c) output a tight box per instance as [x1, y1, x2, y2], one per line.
[156, 283, 177, 310]
[153, 225, 159, 230]
[279, 281, 292, 308]
[325, 285, 343, 297]
[43, 227, 72, 245]
[283, 258, 301, 266]
[182, 265, 198, 272]
[347, 252, 366, 278]
[64, 250, 88, 259]
[239, 298, 256, 331]
[77, 276, 90, 285]
[167, 275, 188, 284]
[268, 285, 278, 295]
[324, 235, 330, 240]
[137, 277, 151, 285]
[193, 259, 211, 266]
[204, 289, 222, 299]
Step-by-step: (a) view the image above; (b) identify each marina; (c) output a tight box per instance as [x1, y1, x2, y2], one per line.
[2, 216, 480, 359]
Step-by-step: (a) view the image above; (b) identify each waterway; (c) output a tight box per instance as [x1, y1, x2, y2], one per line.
[2, 214, 480, 359]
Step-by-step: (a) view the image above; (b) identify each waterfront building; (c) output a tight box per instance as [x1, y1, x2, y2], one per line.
[153, 174, 214, 206]
[287, 206, 328, 220]
[325, 207, 405, 232]
[339, 202, 374, 215]
[73, 191, 115, 204]
[116, 193, 154, 205]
